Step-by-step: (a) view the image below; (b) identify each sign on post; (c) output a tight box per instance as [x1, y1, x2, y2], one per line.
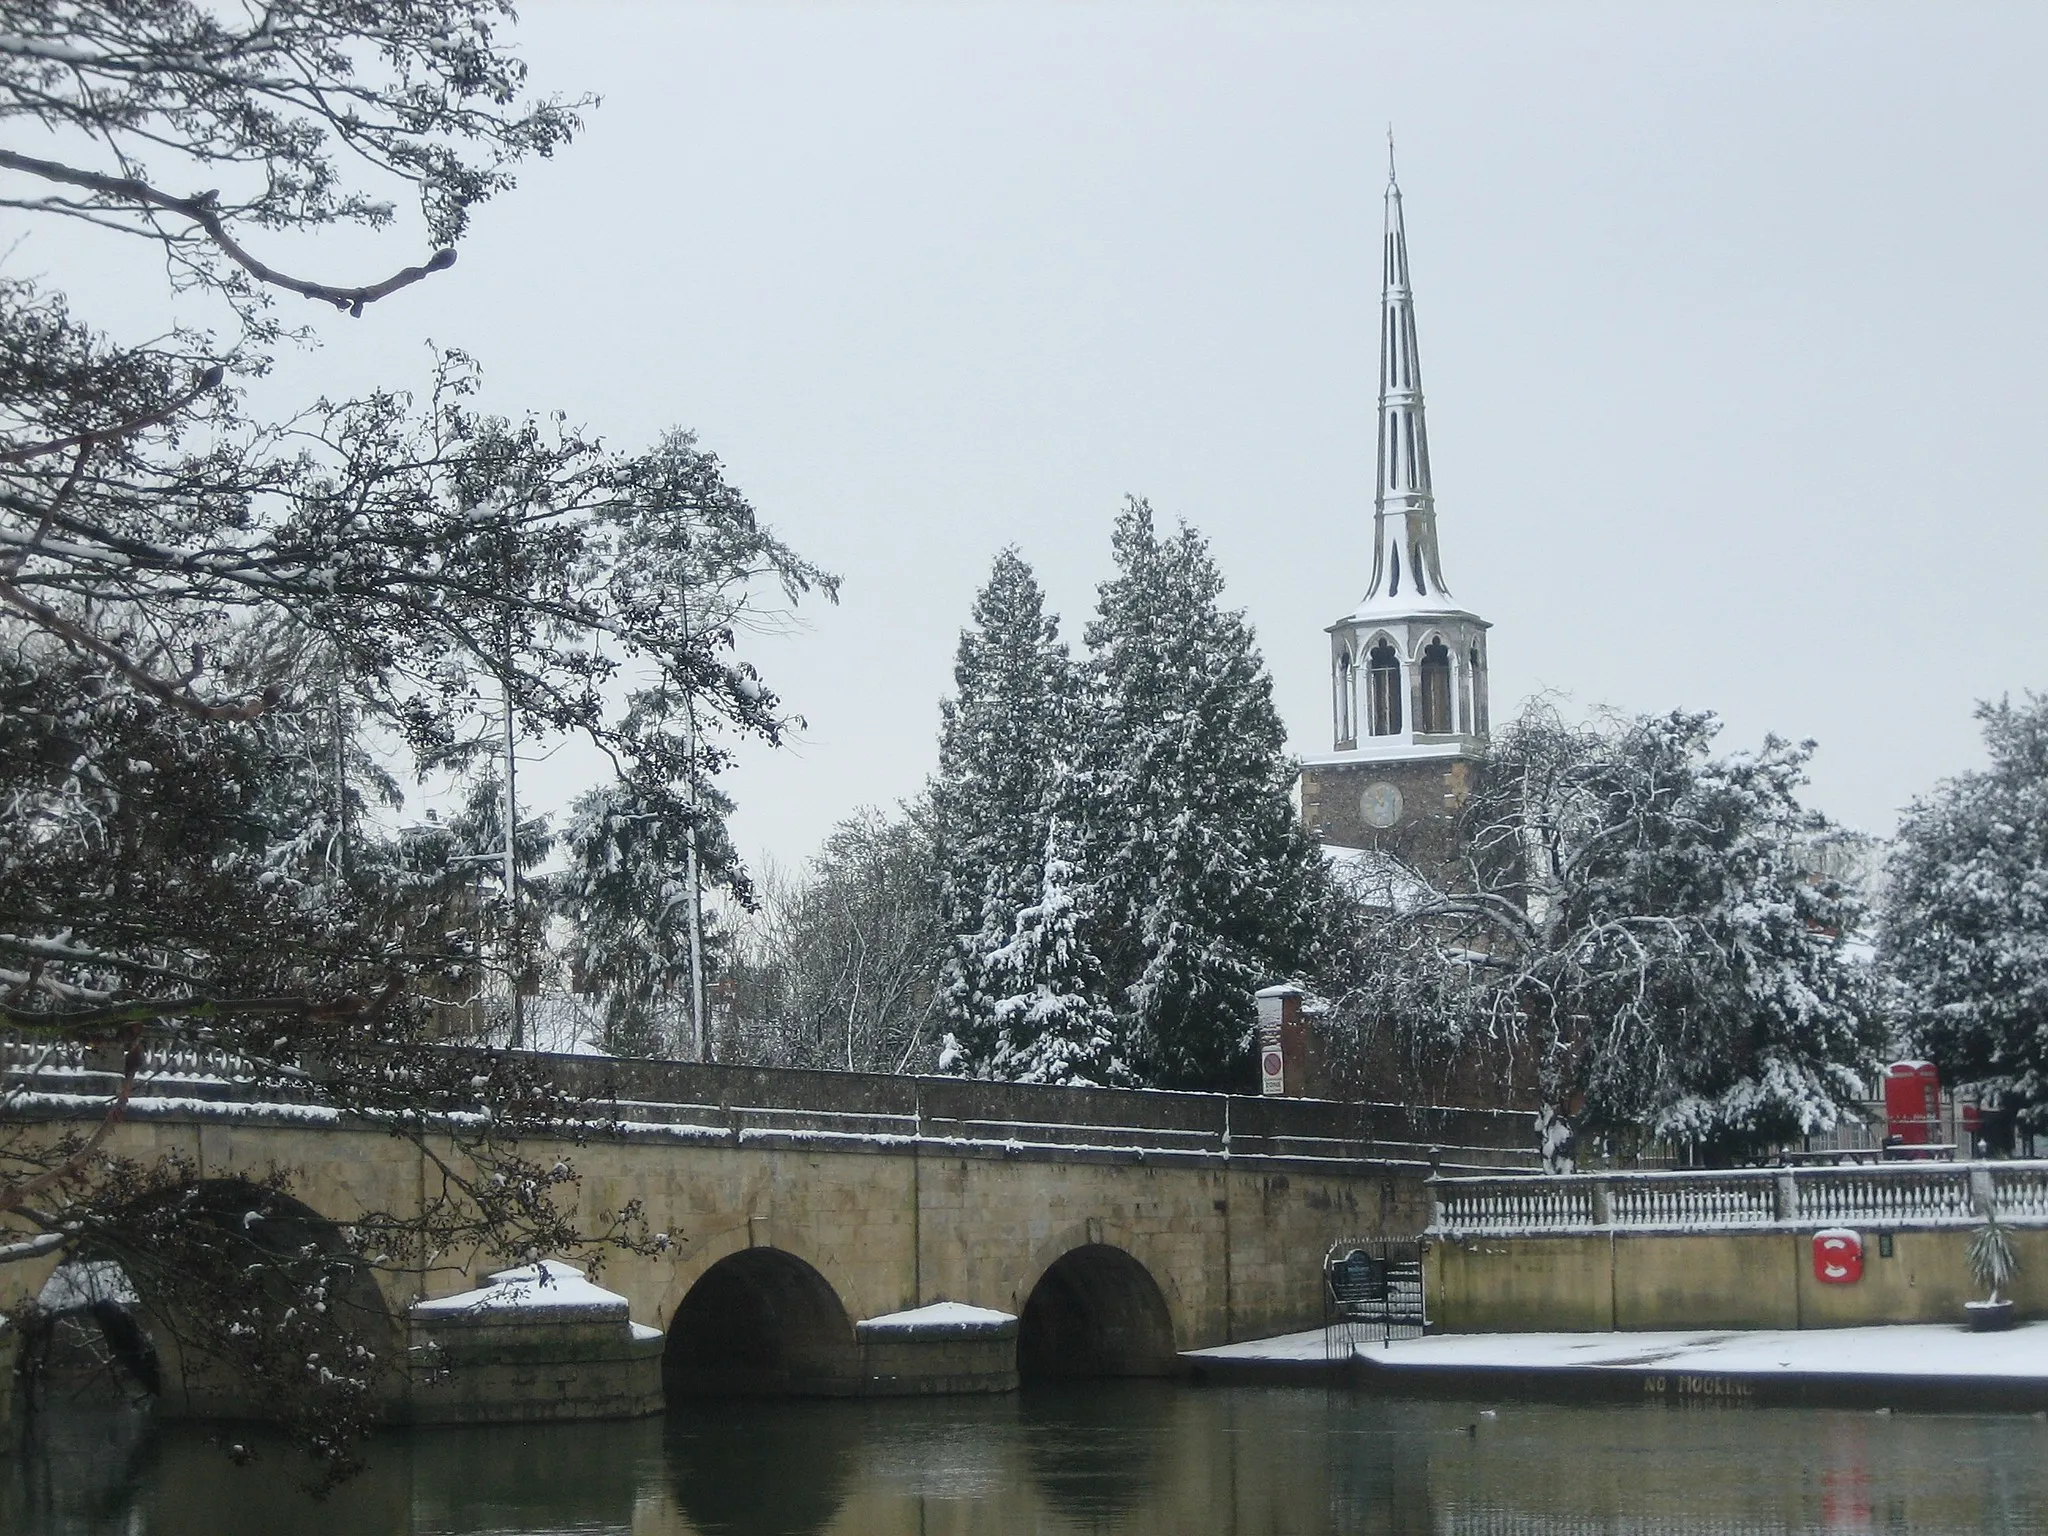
[1256, 985, 1298, 1096]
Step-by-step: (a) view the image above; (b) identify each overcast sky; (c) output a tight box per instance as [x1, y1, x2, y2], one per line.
[33, 1, 2048, 876]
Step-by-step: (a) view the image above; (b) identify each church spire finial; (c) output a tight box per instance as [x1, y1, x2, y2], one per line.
[1362, 145, 1451, 604]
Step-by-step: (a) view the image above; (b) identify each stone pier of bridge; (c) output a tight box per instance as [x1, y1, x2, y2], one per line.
[2, 1046, 1534, 1423]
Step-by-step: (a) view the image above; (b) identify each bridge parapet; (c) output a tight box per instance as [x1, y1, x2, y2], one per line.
[3, 1028, 1539, 1172]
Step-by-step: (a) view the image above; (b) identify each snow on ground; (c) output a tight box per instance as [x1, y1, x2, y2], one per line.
[1183, 1328, 1332, 1363]
[856, 1301, 1017, 1334]
[1188, 1323, 2048, 1379]
[1372, 1323, 2048, 1378]
[411, 1258, 628, 1317]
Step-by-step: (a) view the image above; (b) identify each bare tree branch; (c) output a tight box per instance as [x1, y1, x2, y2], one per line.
[0, 156, 460, 316]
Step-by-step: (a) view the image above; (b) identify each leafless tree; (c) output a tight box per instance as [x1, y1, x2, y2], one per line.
[725, 807, 946, 1074]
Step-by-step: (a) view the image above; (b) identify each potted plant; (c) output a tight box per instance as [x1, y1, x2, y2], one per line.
[1965, 1208, 2020, 1331]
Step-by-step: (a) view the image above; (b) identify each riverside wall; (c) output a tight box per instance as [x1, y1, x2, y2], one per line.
[1430, 1226, 2048, 1332]
[1427, 1163, 2048, 1333]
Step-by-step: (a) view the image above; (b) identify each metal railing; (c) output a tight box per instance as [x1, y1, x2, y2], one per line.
[1323, 1237, 1427, 1362]
[1430, 1160, 2048, 1235]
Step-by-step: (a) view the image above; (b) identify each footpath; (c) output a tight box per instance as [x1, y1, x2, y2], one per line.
[1182, 1322, 2048, 1411]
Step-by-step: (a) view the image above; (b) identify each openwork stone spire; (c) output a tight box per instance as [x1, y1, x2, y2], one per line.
[1312, 144, 1491, 776]
[1363, 141, 1452, 604]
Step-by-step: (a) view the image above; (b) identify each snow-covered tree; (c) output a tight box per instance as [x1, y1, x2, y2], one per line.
[980, 821, 1131, 1087]
[0, 5, 832, 1480]
[1881, 695, 2048, 1143]
[1078, 498, 1327, 1090]
[931, 550, 1081, 1075]
[554, 777, 738, 1061]
[1320, 705, 1881, 1165]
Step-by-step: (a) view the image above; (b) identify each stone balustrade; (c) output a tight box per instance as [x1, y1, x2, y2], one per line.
[1430, 1159, 2048, 1236]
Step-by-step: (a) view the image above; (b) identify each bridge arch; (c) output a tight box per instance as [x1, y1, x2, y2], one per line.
[1016, 1243, 1177, 1380]
[97, 1176, 397, 1420]
[664, 1247, 861, 1398]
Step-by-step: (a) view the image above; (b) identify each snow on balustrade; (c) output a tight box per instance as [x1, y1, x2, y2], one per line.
[1435, 1178, 1594, 1232]
[1798, 1166, 1973, 1225]
[1607, 1172, 1775, 1229]
[1432, 1161, 2048, 1236]
[1991, 1165, 2048, 1220]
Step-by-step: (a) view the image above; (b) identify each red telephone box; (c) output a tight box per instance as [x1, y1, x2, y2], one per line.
[1884, 1061, 1941, 1146]
[1813, 1229, 1863, 1284]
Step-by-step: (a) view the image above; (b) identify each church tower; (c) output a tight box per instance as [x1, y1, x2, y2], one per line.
[1300, 151, 1492, 854]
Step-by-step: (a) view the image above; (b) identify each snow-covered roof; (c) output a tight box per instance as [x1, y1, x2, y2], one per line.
[1331, 593, 1486, 629]
[1321, 844, 1432, 912]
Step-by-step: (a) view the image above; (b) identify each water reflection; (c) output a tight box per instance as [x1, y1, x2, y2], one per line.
[1018, 1382, 1173, 1527]
[7, 1389, 2048, 1534]
[666, 1399, 861, 1535]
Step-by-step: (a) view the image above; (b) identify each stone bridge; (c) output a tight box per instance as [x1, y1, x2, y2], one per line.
[3, 1041, 1534, 1419]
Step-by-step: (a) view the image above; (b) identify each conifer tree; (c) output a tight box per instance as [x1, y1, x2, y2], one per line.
[1079, 498, 1326, 1090]
[932, 550, 1079, 1074]
[983, 820, 1131, 1086]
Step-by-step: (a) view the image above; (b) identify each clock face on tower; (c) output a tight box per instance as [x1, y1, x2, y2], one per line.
[1359, 781, 1404, 830]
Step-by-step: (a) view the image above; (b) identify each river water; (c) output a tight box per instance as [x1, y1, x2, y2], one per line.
[7, 1385, 2047, 1535]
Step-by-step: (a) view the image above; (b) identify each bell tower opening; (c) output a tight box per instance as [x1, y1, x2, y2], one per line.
[1367, 642, 1403, 737]
[1418, 640, 1452, 735]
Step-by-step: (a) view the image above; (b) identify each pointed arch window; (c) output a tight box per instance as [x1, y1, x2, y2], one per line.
[1336, 650, 1355, 742]
[1418, 639, 1452, 734]
[1367, 641, 1402, 737]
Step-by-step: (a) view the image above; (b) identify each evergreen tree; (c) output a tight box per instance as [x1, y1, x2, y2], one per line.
[1882, 695, 2048, 1143]
[1079, 498, 1326, 1090]
[556, 772, 740, 1061]
[982, 820, 1131, 1087]
[932, 549, 1079, 1075]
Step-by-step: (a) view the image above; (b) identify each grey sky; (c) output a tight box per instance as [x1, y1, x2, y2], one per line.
[29, 2, 2048, 876]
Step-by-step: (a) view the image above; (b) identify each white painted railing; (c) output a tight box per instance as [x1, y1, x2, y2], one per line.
[1431, 1161, 2048, 1234]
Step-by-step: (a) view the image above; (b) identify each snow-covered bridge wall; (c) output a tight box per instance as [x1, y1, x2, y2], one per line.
[4, 1043, 1536, 1417]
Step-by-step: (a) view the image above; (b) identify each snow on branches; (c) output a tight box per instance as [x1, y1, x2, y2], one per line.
[1319, 705, 1881, 1164]
[0, 3, 831, 1479]
[1881, 694, 2048, 1140]
[933, 505, 1326, 1092]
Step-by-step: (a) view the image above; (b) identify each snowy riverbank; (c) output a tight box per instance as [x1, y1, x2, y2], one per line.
[1184, 1323, 2048, 1409]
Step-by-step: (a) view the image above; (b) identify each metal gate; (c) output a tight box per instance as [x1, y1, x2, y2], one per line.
[1322, 1237, 1426, 1364]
